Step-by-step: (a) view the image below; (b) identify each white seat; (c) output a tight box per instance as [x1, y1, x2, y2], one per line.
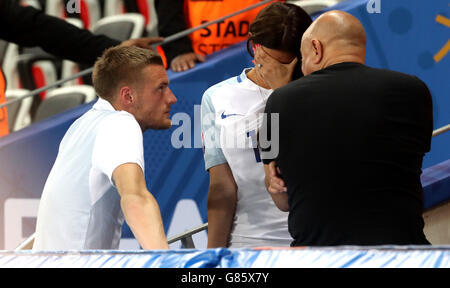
[20, 0, 41, 9]
[15, 53, 59, 99]
[92, 13, 146, 40]
[146, 0, 159, 37]
[45, 0, 67, 18]
[61, 18, 85, 87]
[103, 0, 158, 36]
[5, 89, 33, 132]
[33, 85, 97, 122]
[45, 85, 97, 103]
[289, 0, 340, 15]
[46, 0, 102, 29]
[103, 0, 126, 17]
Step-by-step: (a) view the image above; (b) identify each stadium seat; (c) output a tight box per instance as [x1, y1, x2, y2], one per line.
[103, 0, 126, 17]
[16, 50, 59, 93]
[19, 0, 42, 9]
[15, 51, 59, 116]
[46, 0, 102, 29]
[33, 85, 97, 123]
[92, 13, 146, 41]
[290, 0, 340, 15]
[5, 89, 33, 132]
[61, 18, 85, 87]
[103, 0, 158, 36]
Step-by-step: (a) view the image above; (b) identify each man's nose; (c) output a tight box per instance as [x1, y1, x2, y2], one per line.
[167, 88, 177, 104]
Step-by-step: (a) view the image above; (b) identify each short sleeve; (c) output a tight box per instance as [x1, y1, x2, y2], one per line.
[201, 89, 227, 171]
[92, 113, 145, 185]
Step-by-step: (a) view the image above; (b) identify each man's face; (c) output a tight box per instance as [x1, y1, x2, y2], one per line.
[133, 65, 177, 131]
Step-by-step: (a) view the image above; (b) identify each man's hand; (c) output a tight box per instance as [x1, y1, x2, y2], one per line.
[171, 52, 206, 72]
[120, 37, 164, 50]
[254, 45, 298, 90]
[266, 161, 287, 194]
[264, 161, 289, 212]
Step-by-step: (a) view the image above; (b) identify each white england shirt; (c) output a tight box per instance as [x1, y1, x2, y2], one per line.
[201, 69, 292, 248]
[33, 98, 145, 250]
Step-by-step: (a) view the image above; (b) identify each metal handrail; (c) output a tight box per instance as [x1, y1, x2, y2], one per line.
[0, 0, 275, 110]
[15, 223, 209, 250]
[432, 123, 450, 137]
[14, 232, 35, 251]
[167, 223, 208, 248]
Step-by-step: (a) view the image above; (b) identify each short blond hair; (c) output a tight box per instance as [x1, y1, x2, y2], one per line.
[92, 46, 163, 101]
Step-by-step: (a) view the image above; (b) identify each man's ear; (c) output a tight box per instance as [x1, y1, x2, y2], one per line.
[311, 39, 323, 64]
[119, 86, 133, 105]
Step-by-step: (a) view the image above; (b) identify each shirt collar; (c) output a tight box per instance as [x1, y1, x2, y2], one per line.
[241, 68, 272, 93]
[92, 97, 116, 111]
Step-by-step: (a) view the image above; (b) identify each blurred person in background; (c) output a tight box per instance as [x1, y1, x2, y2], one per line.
[156, 0, 282, 72]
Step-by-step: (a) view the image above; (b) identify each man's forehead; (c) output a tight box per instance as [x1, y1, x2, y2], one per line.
[144, 65, 169, 84]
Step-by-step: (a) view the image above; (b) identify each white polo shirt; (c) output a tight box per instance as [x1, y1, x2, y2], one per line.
[33, 98, 145, 250]
[201, 69, 292, 248]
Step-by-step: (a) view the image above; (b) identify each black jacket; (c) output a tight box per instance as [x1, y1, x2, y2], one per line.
[0, 0, 120, 66]
[155, 0, 193, 66]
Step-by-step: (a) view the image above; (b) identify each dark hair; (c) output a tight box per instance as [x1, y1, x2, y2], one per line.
[92, 46, 163, 101]
[247, 2, 312, 79]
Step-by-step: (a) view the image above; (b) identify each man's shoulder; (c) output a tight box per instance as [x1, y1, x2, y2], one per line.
[269, 74, 319, 102]
[81, 108, 139, 135]
[363, 65, 427, 87]
[101, 110, 139, 127]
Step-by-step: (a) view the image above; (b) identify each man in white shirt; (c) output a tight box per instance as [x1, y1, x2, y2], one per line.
[33, 46, 177, 250]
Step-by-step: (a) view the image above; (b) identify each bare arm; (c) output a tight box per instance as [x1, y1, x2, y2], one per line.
[170, 52, 206, 72]
[113, 163, 169, 249]
[264, 161, 289, 212]
[207, 163, 238, 248]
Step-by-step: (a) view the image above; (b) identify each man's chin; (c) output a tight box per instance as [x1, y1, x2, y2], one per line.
[151, 120, 172, 130]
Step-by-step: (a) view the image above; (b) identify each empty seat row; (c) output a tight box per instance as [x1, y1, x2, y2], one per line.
[6, 85, 97, 132]
[2, 12, 146, 127]
[20, 0, 158, 34]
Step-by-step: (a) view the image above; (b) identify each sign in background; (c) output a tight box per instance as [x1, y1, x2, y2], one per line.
[0, 0, 449, 249]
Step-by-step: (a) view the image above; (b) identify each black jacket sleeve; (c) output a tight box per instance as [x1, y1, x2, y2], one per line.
[155, 0, 193, 65]
[0, 0, 120, 65]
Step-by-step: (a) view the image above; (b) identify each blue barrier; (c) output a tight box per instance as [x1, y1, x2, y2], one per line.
[422, 159, 450, 209]
[1, 246, 450, 268]
[0, 0, 449, 250]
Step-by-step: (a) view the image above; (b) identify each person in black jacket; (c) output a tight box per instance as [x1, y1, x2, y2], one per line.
[155, 0, 204, 72]
[0, 0, 162, 66]
[260, 10, 433, 246]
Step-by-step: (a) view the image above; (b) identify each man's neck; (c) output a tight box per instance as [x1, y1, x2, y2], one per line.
[322, 54, 365, 70]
